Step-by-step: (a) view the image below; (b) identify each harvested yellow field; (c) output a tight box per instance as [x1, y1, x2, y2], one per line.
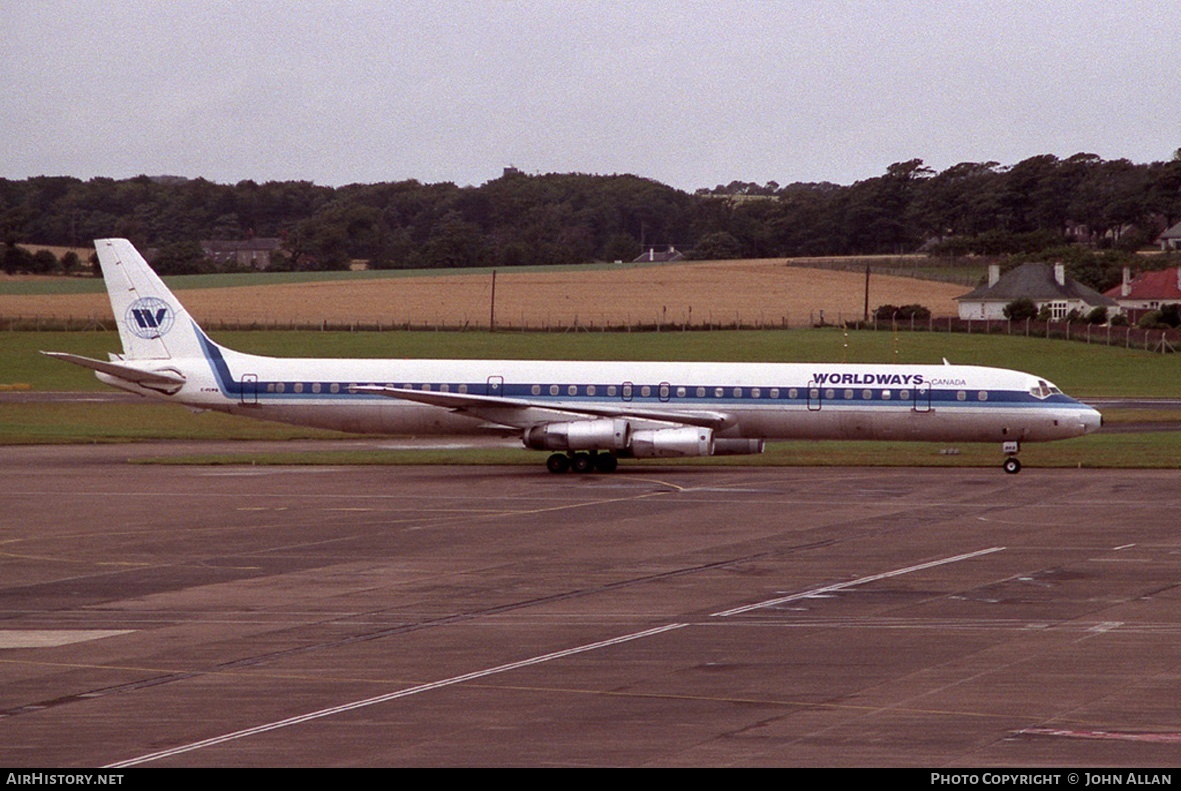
[1, 259, 967, 328]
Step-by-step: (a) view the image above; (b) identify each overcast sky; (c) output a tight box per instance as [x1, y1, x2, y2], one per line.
[4, 1, 1180, 192]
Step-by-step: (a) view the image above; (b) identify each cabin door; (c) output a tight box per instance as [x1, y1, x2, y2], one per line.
[240, 373, 258, 405]
[913, 382, 932, 413]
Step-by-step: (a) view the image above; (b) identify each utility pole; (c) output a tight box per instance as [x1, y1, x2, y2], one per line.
[489, 269, 497, 331]
[863, 263, 871, 323]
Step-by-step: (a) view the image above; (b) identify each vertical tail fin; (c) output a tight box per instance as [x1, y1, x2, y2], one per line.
[96, 238, 208, 360]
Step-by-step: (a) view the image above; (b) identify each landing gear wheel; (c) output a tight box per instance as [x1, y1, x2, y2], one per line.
[593, 453, 618, 473]
[546, 453, 570, 474]
[1003, 457, 1022, 475]
[571, 452, 595, 474]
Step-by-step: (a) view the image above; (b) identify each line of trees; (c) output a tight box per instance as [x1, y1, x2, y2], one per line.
[3, 152, 1180, 281]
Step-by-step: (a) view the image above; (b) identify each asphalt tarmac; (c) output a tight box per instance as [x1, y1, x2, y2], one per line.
[2, 443, 1180, 767]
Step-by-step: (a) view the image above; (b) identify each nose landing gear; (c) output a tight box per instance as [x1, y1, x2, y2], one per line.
[1002, 441, 1021, 474]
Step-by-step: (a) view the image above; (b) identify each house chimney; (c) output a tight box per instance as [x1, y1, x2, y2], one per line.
[1122, 266, 1132, 297]
[988, 264, 1000, 287]
[1054, 262, 1066, 286]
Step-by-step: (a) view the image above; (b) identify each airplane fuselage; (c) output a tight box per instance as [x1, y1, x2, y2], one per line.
[103, 333, 1100, 445]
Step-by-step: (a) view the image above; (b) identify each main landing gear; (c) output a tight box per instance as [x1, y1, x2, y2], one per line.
[546, 451, 619, 474]
[1002, 441, 1021, 474]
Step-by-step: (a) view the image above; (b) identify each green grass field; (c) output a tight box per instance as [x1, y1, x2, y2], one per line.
[2, 327, 1178, 468]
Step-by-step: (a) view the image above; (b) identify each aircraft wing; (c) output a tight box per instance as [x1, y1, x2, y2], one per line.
[41, 351, 187, 393]
[353, 385, 735, 431]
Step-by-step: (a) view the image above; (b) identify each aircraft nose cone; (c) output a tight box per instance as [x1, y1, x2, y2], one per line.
[1081, 407, 1102, 435]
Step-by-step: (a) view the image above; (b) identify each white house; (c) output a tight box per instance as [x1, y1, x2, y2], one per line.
[956, 262, 1117, 321]
[1157, 220, 1181, 252]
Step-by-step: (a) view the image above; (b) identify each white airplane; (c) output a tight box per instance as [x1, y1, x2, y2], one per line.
[45, 238, 1101, 474]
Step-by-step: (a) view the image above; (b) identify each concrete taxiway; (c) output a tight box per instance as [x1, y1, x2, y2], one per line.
[2, 443, 1180, 767]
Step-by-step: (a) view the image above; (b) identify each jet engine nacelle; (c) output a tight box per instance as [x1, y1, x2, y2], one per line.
[524, 419, 631, 451]
[629, 427, 715, 458]
[713, 438, 765, 456]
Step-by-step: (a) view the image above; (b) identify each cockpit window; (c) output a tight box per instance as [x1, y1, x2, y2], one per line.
[1029, 379, 1062, 399]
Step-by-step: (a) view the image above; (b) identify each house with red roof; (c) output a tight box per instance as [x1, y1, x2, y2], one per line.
[1104, 266, 1181, 323]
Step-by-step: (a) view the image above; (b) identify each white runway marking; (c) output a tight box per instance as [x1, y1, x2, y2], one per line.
[105, 622, 687, 768]
[712, 547, 1006, 617]
[105, 547, 1002, 766]
[0, 630, 134, 648]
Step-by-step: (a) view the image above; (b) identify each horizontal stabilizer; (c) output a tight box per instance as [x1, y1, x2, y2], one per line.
[41, 351, 186, 393]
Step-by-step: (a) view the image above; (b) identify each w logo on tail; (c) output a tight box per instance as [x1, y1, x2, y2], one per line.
[125, 297, 175, 339]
